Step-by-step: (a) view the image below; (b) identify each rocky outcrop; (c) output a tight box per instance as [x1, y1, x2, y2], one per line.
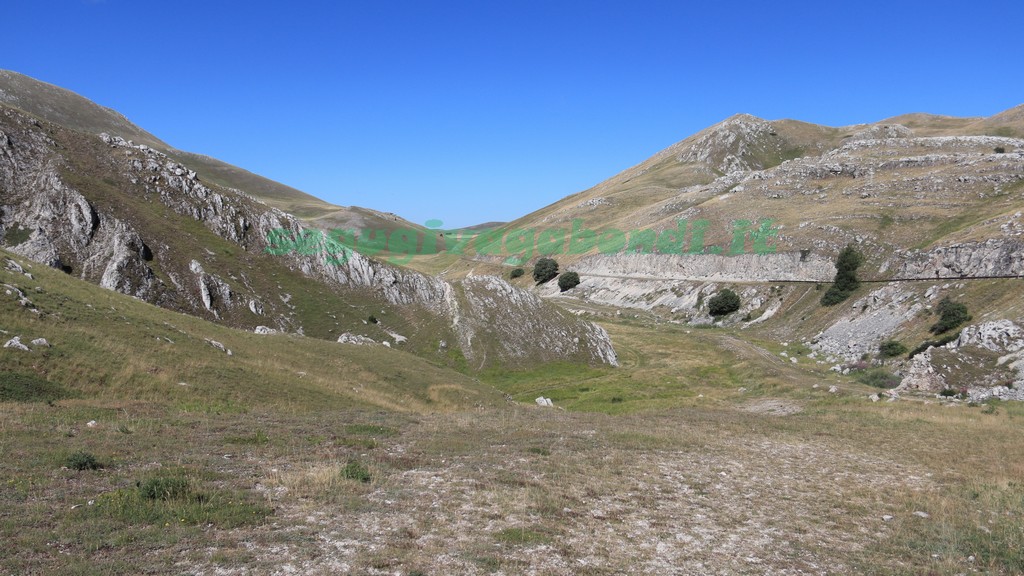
[898, 239, 1024, 279]
[337, 333, 377, 345]
[0, 106, 617, 368]
[896, 320, 1024, 398]
[458, 274, 618, 367]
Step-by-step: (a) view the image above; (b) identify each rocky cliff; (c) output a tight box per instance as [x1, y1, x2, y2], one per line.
[0, 104, 616, 368]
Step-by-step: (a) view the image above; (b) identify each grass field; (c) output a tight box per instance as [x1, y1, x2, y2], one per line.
[3, 252, 1024, 574]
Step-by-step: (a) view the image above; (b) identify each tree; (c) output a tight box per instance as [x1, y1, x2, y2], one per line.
[821, 245, 864, 306]
[558, 271, 581, 292]
[930, 297, 970, 334]
[708, 289, 741, 317]
[510, 267, 524, 279]
[532, 258, 559, 284]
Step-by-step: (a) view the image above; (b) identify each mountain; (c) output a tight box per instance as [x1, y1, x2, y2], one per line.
[0, 71, 616, 369]
[0, 69, 419, 229]
[463, 107, 1024, 396]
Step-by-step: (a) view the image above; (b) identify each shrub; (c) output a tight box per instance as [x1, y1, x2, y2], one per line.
[930, 297, 970, 334]
[908, 330, 962, 358]
[342, 460, 372, 483]
[532, 258, 559, 284]
[821, 245, 863, 306]
[878, 340, 908, 358]
[509, 267, 524, 279]
[995, 146, 1006, 154]
[854, 368, 901, 389]
[66, 451, 100, 471]
[367, 315, 378, 324]
[557, 271, 581, 292]
[707, 289, 741, 317]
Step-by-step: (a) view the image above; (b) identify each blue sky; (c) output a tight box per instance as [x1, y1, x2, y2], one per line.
[6, 1, 1023, 227]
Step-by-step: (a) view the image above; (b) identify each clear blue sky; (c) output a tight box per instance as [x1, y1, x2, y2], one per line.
[6, 1, 1023, 228]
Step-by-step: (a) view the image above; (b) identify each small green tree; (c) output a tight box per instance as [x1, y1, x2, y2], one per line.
[509, 267, 524, 279]
[708, 289, 741, 317]
[930, 297, 971, 334]
[821, 245, 864, 306]
[532, 258, 559, 284]
[558, 271, 581, 292]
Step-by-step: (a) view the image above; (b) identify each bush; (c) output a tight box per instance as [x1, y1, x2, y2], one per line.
[509, 268, 524, 279]
[342, 459, 372, 483]
[908, 330, 962, 358]
[995, 146, 1006, 154]
[66, 451, 100, 471]
[878, 340, 908, 358]
[367, 315, 378, 324]
[532, 258, 559, 284]
[855, 368, 901, 389]
[821, 245, 863, 306]
[707, 289, 741, 317]
[557, 271, 581, 292]
[930, 297, 970, 334]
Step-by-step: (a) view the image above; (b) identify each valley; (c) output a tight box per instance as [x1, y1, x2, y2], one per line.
[2, 69, 1024, 574]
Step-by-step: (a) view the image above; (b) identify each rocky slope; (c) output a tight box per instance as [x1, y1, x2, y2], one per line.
[475, 107, 1024, 395]
[0, 102, 616, 368]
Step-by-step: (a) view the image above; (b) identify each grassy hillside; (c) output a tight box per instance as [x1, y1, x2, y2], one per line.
[434, 106, 1023, 276]
[0, 249, 500, 412]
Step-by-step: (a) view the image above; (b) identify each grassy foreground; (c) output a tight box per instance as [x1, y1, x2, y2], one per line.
[2, 253, 1023, 574]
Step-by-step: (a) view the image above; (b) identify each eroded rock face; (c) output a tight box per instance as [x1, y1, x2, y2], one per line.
[810, 285, 924, 362]
[895, 320, 1024, 398]
[0, 107, 618, 368]
[898, 239, 1024, 279]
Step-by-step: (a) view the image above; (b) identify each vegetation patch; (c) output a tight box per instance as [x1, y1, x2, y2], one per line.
[708, 289, 741, 317]
[930, 297, 971, 334]
[909, 330, 962, 358]
[0, 372, 73, 403]
[532, 257, 559, 284]
[821, 245, 863, 306]
[342, 459, 372, 483]
[3, 224, 32, 246]
[878, 339, 908, 358]
[344, 423, 398, 437]
[225, 429, 270, 445]
[557, 271, 580, 292]
[82, 469, 271, 528]
[854, 367, 901, 389]
[494, 526, 551, 546]
[64, 450, 101, 471]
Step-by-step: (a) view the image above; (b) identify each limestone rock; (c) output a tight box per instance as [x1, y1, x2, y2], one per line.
[3, 336, 29, 351]
[337, 333, 377, 346]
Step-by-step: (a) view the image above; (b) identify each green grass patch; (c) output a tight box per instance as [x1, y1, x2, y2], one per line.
[224, 429, 270, 445]
[3, 224, 32, 246]
[64, 450, 101, 471]
[344, 424, 398, 437]
[0, 372, 73, 403]
[494, 526, 551, 546]
[341, 459, 372, 483]
[82, 469, 271, 528]
[853, 367, 901, 389]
